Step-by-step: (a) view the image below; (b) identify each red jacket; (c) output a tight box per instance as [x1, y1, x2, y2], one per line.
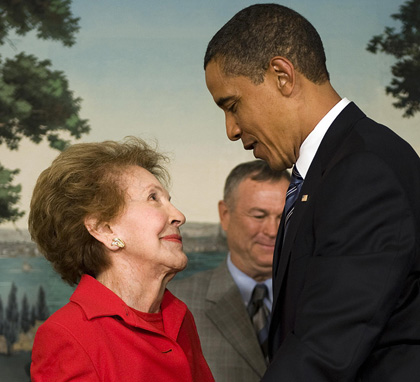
[31, 275, 214, 382]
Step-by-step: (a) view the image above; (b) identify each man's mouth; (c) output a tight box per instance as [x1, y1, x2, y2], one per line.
[243, 141, 256, 151]
[258, 242, 275, 248]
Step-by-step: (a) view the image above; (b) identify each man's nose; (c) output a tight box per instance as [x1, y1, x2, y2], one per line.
[264, 217, 280, 237]
[225, 113, 241, 141]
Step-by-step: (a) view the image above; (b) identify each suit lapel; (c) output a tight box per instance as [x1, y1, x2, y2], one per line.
[205, 262, 267, 376]
[271, 102, 366, 329]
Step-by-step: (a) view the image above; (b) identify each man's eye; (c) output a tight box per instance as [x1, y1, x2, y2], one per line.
[253, 215, 265, 219]
[227, 103, 237, 112]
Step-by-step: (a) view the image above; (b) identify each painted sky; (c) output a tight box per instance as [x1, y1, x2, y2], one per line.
[1, 0, 419, 229]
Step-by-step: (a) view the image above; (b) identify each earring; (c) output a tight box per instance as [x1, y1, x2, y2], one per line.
[111, 238, 125, 249]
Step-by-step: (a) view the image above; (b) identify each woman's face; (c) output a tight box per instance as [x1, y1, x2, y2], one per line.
[110, 166, 187, 274]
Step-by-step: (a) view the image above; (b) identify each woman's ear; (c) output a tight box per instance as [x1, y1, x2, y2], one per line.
[269, 56, 295, 96]
[84, 216, 118, 251]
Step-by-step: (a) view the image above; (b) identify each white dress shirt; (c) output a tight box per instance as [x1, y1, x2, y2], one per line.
[296, 98, 351, 178]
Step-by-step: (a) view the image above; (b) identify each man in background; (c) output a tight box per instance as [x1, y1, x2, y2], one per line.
[170, 160, 289, 382]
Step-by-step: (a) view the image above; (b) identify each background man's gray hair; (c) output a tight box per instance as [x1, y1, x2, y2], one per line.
[223, 160, 290, 208]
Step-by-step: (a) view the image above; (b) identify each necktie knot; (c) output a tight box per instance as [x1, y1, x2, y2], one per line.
[290, 165, 303, 186]
[247, 283, 268, 317]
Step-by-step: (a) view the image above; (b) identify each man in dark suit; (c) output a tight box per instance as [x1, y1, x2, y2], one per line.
[203, 4, 420, 381]
[170, 160, 290, 382]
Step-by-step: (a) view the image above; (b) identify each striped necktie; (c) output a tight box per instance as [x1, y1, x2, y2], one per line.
[284, 165, 304, 230]
[247, 283, 270, 363]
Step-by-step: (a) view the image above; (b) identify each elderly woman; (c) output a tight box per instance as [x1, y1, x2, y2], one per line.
[29, 137, 214, 382]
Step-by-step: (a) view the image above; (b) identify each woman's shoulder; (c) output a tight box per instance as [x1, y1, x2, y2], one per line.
[38, 299, 88, 334]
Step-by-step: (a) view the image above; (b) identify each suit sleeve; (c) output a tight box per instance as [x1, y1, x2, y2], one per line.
[264, 152, 417, 381]
[31, 320, 99, 381]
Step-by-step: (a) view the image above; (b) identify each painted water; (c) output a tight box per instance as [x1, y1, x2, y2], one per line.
[0, 252, 226, 315]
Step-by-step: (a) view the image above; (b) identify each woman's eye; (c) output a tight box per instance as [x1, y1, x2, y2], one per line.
[149, 193, 157, 201]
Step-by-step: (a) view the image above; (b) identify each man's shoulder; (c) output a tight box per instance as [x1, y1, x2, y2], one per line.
[169, 259, 232, 301]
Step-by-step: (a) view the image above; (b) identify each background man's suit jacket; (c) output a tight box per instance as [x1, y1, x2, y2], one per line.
[263, 102, 420, 382]
[169, 258, 267, 382]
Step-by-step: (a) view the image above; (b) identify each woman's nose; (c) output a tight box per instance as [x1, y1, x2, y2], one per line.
[170, 205, 186, 227]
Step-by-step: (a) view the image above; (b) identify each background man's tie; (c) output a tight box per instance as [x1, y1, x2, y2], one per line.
[247, 283, 270, 363]
[284, 165, 304, 231]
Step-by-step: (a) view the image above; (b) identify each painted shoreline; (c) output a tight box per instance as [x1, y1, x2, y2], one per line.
[0, 222, 228, 257]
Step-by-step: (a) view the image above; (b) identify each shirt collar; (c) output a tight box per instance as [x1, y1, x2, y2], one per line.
[226, 253, 273, 310]
[296, 98, 350, 178]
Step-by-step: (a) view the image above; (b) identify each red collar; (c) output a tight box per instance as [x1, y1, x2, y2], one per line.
[70, 275, 187, 340]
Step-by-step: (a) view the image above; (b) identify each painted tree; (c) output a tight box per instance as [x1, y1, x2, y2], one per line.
[0, 0, 90, 223]
[30, 305, 36, 327]
[367, 0, 420, 117]
[35, 285, 49, 321]
[0, 164, 23, 224]
[20, 293, 31, 333]
[4, 282, 19, 355]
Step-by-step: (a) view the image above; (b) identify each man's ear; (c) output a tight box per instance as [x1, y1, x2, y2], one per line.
[84, 216, 117, 251]
[268, 56, 295, 96]
[218, 200, 230, 232]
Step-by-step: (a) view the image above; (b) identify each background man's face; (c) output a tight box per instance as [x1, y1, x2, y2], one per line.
[219, 176, 289, 281]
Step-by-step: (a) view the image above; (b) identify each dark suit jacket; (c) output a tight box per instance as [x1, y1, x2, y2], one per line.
[262, 103, 420, 382]
[169, 259, 267, 382]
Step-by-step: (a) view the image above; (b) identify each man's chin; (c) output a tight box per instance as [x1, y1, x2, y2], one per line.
[258, 151, 291, 171]
[252, 145, 265, 161]
[254, 152, 281, 170]
[256, 246, 276, 257]
[266, 158, 290, 171]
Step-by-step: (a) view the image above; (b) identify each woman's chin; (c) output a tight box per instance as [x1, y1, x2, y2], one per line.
[177, 253, 188, 271]
[168, 252, 188, 273]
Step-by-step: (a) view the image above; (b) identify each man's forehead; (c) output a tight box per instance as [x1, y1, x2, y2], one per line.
[205, 60, 224, 89]
[206, 62, 246, 109]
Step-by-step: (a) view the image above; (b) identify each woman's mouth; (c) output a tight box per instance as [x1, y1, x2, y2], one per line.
[161, 234, 183, 244]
